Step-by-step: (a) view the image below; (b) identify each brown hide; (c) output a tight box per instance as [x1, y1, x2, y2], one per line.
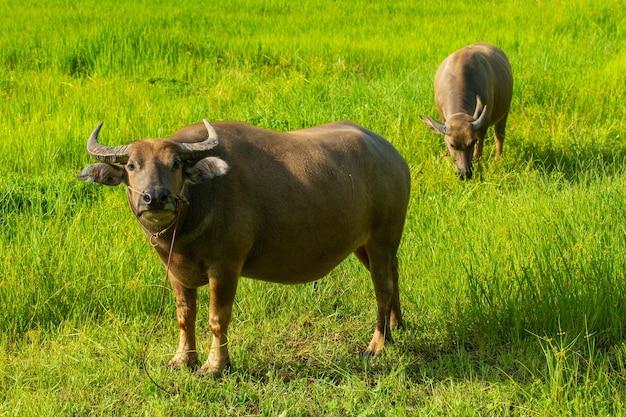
[78, 120, 411, 376]
[421, 42, 513, 179]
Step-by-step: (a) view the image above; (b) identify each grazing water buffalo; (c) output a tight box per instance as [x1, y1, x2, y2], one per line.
[421, 42, 513, 179]
[78, 120, 410, 377]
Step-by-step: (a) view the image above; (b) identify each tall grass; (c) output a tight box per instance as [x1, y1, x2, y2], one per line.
[1, 0, 626, 415]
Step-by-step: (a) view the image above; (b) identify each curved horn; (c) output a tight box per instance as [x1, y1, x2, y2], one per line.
[178, 119, 221, 161]
[87, 122, 130, 164]
[472, 96, 484, 120]
[472, 96, 488, 131]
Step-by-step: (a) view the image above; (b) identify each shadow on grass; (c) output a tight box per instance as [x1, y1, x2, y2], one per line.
[473, 133, 626, 183]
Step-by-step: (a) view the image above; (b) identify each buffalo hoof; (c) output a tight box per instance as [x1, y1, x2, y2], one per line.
[167, 353, 199, 370]
[363, 329, 390, 362]
[196, 361, 231, 378]
[362, 349, 380, 363]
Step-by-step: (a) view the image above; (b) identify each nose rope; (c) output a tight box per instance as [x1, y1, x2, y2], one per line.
[126, 185, 147, 198]
[124, 186, 188, 394]
[141, 194, 187, 396]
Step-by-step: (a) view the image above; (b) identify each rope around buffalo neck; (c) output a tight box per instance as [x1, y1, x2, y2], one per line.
[140, 196, 186, 396]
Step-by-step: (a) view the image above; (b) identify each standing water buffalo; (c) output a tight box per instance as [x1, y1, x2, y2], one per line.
[78, 119, 410, 377]
[421, 42, 513, 179]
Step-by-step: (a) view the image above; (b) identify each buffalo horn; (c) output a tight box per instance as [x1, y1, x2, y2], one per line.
[471, 96, 488, 131]
[178, 119, 221, 161]
[87, 123, 130, 164]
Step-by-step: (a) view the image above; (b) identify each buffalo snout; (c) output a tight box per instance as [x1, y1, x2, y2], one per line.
[456, 159, 473, 180]
[142, 186, 173, 209]
[458, 169, 472, 180]
[450, 150, 473, 180]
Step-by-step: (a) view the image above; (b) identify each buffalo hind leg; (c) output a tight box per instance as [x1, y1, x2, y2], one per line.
[355, 246, 402, 332]
[167, 279, 199, 369]
[197, 274, 238, 377]
[359, 241, 402, 360]
[494, 114, 508, 160]
[389, 255, 403, 330]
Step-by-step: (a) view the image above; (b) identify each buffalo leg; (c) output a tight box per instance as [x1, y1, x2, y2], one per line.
[494, 115, 508, 160]
[197, 275, 238, 377]
[389, 255, 403, 330]
[355, 247, 402, 330]
[473, 128, 488, 162]
[362, 240, 398, 360]
[167, 279, 199, 369]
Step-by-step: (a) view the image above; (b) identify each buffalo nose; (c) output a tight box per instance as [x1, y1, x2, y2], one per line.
[458, 170, 473, 180]
[142, 187, 171, 207]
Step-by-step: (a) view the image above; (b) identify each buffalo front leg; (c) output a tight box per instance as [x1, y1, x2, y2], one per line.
[473, 128, 488, 162]
[167, 279, 199, 369]
[197, 275, 238, 377]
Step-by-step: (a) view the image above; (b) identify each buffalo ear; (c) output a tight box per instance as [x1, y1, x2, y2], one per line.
[77, 163, 127, 186]
[420, 115, 448, 135]
[185, 156, 229, 184]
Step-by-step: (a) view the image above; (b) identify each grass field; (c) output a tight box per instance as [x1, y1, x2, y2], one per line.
[1, 0, 626, 415]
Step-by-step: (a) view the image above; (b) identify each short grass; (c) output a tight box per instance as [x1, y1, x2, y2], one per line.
[1, 0, 626, 415]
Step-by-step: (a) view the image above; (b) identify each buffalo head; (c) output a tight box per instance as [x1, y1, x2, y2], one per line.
[78, 120, 229, 233]
[421, 96, 488, 180]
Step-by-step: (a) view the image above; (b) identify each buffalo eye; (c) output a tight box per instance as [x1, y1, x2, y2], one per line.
[126, 162, 136, 172]
[172, 160, 181, 170]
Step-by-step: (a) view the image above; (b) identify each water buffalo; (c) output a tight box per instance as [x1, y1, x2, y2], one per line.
[78, 119, 411, 376]
[421, 42, 513, 179]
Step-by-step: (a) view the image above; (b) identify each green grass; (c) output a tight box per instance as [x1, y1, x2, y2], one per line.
[1, 0, 626, 415]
